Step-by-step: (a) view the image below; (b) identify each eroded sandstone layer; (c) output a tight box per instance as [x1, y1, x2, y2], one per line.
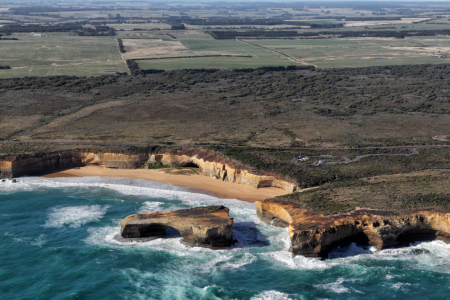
[256, 199, 450, 258]
[120, 206, 235, 249]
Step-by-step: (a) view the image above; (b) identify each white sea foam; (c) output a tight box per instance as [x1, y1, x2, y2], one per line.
[316, 278, 362, 294]
[44, 205, 110, 228]
[251, 290, 292, 300]
[3, 232, 47, 247]
[3, 176, 255, 212]
[220, 253, 257, 271]
[138, 201, 165, 213]
[328, 243, 376, 259]
[392, 282, 412, 291]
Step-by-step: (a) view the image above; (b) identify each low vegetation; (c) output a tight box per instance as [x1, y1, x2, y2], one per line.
[277, 169, 450, 214]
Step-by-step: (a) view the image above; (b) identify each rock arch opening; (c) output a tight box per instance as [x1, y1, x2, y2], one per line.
[179, 161, 200, 168]
[323, 231, 371, 258]
[395, 229, 447, 247]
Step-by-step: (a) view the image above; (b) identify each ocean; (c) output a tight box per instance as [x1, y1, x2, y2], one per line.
[1, 176, 449, 299]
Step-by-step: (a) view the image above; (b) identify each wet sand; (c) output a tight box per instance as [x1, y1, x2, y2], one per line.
[42, 166, 290, 203]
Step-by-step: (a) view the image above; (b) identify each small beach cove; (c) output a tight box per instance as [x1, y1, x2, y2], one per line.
[42, 166, 289, 203]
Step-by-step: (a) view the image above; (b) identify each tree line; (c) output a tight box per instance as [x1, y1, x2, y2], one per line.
[0, 24, 116, 36]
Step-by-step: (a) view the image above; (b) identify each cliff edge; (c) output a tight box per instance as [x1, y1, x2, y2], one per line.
[256, 199, 450, 258]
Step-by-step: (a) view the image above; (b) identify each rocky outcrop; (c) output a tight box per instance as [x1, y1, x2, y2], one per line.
[256, 199, 450, 259]
[120, 206, 235, 249]
[148, 153, 296, 192]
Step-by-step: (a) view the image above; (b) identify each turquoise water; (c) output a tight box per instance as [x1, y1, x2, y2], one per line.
[1, 177, 450, 300]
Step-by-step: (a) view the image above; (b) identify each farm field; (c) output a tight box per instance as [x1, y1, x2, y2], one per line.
[0, 34, 127, 78]
[132, 38, 295, 70]
[246, 36, 450, 68]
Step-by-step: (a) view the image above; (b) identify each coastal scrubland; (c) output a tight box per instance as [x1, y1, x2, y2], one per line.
[1, 64, 450, 147]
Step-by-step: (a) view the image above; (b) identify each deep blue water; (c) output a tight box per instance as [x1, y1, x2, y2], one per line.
[1, 177, 450, 300]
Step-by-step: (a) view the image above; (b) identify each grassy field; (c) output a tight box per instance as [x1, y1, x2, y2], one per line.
[246, 36, 450, 68]
[0, 34, 127, 78]
[129, 38, 295, 69]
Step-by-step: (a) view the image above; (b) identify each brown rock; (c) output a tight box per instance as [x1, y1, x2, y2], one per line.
[120, 206, 235, 249]
[256, 199, 450, 259]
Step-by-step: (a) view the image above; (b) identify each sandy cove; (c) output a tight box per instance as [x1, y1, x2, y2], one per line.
[42, 166, 289, 203]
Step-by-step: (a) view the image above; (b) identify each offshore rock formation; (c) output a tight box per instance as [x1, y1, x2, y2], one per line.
[120, 206, 235, 249]
[148, 153, 296, 192]
[256, 199, 450, 259]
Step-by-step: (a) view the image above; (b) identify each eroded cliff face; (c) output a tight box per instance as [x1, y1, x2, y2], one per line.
[149, 153, 296, 192]
[80, 152, 148, 169]
[0, 152, 148, 178]
[120, 206, 235, 249]
[0, 153, 82, 178]
[256, 199, 450, 259]
[0, 149, 296, 192]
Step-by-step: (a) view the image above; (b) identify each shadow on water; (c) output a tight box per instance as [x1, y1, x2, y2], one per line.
[232, 222, 270, 249]
[164, 227, 182, 238]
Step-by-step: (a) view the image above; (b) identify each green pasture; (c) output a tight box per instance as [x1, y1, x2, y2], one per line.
[0, 34, 126, 77]
[0, 61, 126, 79]
[308, 56, 446, 69]
[247, 36, 450, 68]
[134, 39, 295, 70]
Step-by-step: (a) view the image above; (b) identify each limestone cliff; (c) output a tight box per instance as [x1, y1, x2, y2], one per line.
[120, 206, 235, 249]
[0, 149, 296, 193]
[148, 153, 296, 192]
[256, 199, 450, 259]
[80, 152, 148, 169]
[0, 151, 148, 178]
[0, 152, 82, 178]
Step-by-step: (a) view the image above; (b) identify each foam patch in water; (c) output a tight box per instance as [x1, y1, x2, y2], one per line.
[220, 253, 257, 271]
[44, 205, 110, 228]
[139, 201, 165, 213]
[6, 177, 255, 212]
[328, 242, 376, 259]
[317, 278, 350, 293]
[251, 290, 292, 300]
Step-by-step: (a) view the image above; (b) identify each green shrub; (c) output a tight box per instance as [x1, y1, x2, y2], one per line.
[148, 162, 169, 169]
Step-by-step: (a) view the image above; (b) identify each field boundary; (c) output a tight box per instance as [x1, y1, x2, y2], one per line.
[133, 54, 253, 61]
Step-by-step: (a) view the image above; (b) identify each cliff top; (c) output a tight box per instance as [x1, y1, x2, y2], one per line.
[274, 169, 450, 214]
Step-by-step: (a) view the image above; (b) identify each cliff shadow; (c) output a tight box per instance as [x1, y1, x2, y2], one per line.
[324, 232, 372, 259]
[232, 222, 270, 248]
[163, 227, 182, 238]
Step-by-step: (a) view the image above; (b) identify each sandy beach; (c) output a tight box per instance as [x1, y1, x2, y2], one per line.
[42, 166, 290, 203]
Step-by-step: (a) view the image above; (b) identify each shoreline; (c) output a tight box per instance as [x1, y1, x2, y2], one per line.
[42, 166, 290, 203]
